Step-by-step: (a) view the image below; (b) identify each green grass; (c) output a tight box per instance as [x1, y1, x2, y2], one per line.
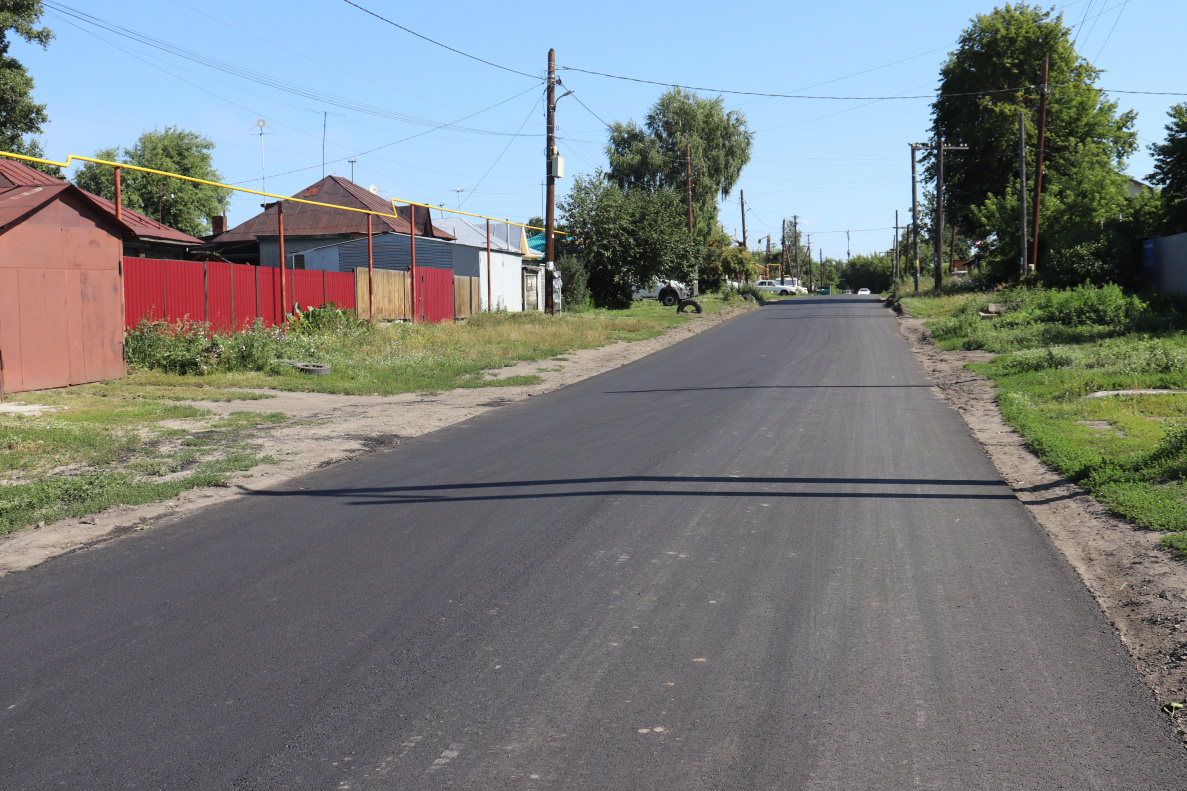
[124, 296, 741, 397]
[0, 388, 285, 536]
[971, 333, 1187, 555]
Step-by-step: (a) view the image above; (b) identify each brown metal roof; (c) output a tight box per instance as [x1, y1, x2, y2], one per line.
[206, 176, 454, 244]
[0, 184, 70, 232]
[0, 158, 203, 245]
[0, 159, 63, 188]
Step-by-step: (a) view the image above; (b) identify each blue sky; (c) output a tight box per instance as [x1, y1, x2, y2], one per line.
[16, 0, 1185, 258]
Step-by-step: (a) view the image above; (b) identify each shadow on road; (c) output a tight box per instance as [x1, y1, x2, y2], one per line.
[244, 474, 1016, 507]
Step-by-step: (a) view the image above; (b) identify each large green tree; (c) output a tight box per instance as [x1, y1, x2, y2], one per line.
[1149, 103, 1187, 235]
[930, 4, 1136, 273]
[606, 88, 752, 245]
[559, 172, 694, 308]
[73, 127, 231, 237]
[1, 0, 57, 174]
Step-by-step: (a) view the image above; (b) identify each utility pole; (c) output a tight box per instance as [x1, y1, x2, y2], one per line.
[765, 235, 772, 280]
[1019, 110, 1028, 277]
[544, 48, 558, 314]
[792, 215, 799, 286]
[780, 219, 788, 285]
[806, 234, 813, 292]
[910, 143, 921, 293]
[740, 190, 748, 251]
[846, 229, 851, 263]
[686, 142, 697, 297]
[893, 209, 900, 281]
[1030, 57, 1050, 273]
[931, 139, 969, 292]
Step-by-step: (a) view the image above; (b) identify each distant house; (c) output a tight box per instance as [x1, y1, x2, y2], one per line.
[203, 175, 454, 266]
[433, 217, 544, 312]
[1127, 177, 1156, 199]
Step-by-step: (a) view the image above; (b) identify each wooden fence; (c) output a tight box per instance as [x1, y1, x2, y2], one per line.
[354, 268, 410, 322]
[454, 275, 481, 318]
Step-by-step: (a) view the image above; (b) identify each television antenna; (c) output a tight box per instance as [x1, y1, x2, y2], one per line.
[451, 188, 465, 209]
[348, 158, 357, 183]
[251, 119, 273, 192]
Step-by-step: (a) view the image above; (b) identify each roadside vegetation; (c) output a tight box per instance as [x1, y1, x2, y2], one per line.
[123, 297, 737, 395]
[898, 283, 1187, 556]
[0, 387, 280, 537]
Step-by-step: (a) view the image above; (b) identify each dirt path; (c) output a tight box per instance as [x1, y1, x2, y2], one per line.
[0, 305, 751, 576]
[897, 310, 1187, 743]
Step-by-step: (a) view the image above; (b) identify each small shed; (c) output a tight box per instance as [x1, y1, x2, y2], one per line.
[433, 218, 544, 312]
[0, 160, 125, 395]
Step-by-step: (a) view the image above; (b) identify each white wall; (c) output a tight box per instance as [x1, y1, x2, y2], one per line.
[479, 250, 530, 311]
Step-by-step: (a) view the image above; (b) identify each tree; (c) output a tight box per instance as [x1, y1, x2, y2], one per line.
[73, 127, 231, 237]
[930, 4, 1136, 273]
[0, 0, 57, 175]
[606, 89, 752, 246]
[1149, 102, 1187, 235]
[559, 172, 694, 308]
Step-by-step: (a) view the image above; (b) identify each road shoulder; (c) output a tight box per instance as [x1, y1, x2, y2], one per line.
[898, 309, 1187, 744]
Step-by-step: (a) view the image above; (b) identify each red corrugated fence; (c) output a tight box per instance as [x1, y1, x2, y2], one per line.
[123, 258, 357, 330]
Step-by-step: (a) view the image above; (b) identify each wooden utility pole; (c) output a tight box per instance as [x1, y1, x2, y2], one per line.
[806, 234, 812, 291]
[932, 140, 968, 292]
[1019, 110, 1028, 277]
[686, 142, 697, 297]
[910, 144, 920, 293]
[949, 224, 956, 277]
[740, 190, 748, 251]
[765, 235, 772, 280]
[893, 209, 900, 281]
[792, 215, 799, 286]
[780, 219, 788, 285]
[1030, 57, 1050, 273]
[544, 48, 558, 314]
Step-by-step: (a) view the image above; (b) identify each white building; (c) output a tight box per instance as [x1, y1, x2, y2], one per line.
[432, 217, 544, 312]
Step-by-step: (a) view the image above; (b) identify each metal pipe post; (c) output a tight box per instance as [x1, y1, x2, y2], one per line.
[409, 204, 417, 322]
[367, 214, 374, 323]
[486, 219, 492, 311]
[278, 202, 286, 321]
[114, 167, 122, 223]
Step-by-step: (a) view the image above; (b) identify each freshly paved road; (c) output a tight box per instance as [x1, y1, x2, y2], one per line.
[3, 295, 1185, 789]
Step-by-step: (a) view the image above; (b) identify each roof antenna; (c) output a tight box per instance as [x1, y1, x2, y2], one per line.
[251, 119, 272, 192]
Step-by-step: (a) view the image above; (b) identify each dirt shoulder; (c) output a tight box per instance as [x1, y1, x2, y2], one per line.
[0, 305, 751, 577]
[897, 309, 1187, 743]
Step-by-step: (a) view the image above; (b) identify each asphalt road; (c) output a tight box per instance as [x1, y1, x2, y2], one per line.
[3, 295, 1185, 790]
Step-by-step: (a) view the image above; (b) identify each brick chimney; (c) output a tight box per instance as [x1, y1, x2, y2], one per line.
[211, 215, 227, 235]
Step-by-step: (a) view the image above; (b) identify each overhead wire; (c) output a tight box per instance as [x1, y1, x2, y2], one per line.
[461, 87, 546, 207]
[338, 0, 537, 80]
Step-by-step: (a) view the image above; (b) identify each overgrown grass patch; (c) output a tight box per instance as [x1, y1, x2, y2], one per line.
[972, 336, 1187, 555]
[124, 296, 739, 397]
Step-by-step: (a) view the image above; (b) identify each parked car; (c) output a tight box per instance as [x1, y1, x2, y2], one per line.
[858, 287, 871, 295]
[633, 279, 690, 306]
[754, 279, 797, 296]
[842, 289, 853, 294]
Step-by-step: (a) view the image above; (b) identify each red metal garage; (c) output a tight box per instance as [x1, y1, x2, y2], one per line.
[0, 160, 125, 396]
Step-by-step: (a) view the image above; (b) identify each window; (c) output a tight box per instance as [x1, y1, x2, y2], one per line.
[293, 253, 306, 270]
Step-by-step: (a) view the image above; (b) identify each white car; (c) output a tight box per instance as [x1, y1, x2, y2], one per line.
[857, 288, 871, 295]
[754, 279, 798, 297]
[633, 279, 690, 307]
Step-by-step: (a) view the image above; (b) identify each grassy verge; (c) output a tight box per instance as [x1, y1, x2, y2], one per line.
[124, 295, 740, 396]
[0, 388, 281, 537]
[892, 280, 1187, 556]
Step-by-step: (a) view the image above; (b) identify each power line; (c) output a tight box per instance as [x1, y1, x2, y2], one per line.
[339, 0, 537, 80]
[48, 2, 538, 138]
[461, 87, 546, 207]
[1094, 0, 1129, 62]
[558, 65, 1036, 100]
[230, 84, 544, 185]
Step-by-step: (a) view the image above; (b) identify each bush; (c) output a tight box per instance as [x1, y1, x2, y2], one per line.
[125, 318, 326, 376]
[556, 254, 589, 309]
